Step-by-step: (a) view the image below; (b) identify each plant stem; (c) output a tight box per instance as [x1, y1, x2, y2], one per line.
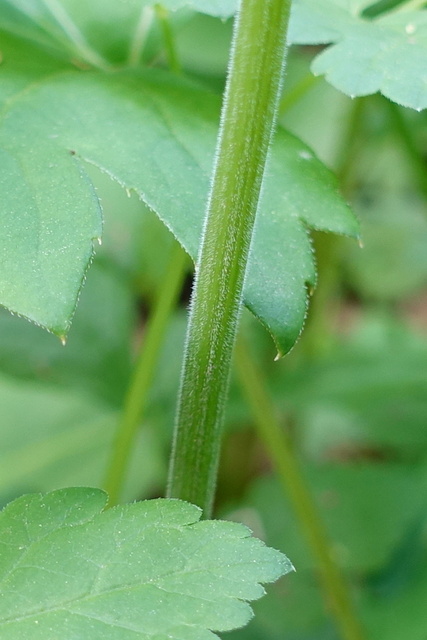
[301, 98, 365, 357]
[104, 241, 187, 506]
[167, 0, 291, 516]
[127, 5, 155, 67]
[334, 97, 366, 187]
[41, 0, 113, 70]
[154, 4, 181, 73]
[234, 337, 366, 640]
[279, 72, 320, 115]
[385, 0, 426, 14]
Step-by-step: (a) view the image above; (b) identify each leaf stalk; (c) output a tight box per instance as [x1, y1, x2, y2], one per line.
[234, 336, 367, 640]
[104, 241, 187, 505]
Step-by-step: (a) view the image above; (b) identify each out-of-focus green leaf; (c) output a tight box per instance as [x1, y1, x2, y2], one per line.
[0, 374, 164, 505]
[276, 315, 427, 456]
[161, 0, 236, 17]
[0, 261, 135, 405]
[175, 13, 233, 85]
[0, 488, 292, 639]
[238, 464, 427, 574]
[82, 165, 178, 303]
[289, 0, 427, 110]
[340, 132, 427, 300]
[0, 33, 67, 102]
[3, 1, 426, 108]
[0, 0, 237, 67]
[0, 40, 357, 352]
[364, 559, 427, 640]
[289, 0, 360, 45]
[227, 568, 330, 640]
[344, 202, 427, 300]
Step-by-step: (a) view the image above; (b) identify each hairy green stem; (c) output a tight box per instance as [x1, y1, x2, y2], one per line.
[167, 0, 291, 515]
[234, 337, 366, 640]
[104, 241, 187, 505]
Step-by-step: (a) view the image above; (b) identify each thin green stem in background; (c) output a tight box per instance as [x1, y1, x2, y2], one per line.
[104, 241, 187, 506]
[104, 5, 186, 505]
[154, 4, 181, 73]
[279, 72, 321, 115]
[386, 0, 427, 13]
[334, 97, 366, 187]
[41, 0, 114, 70]
[167, 0, 291, 516]
[234, 337, 367, 640]
[127, 5, 155, 67]
[301, 97, 365, 357]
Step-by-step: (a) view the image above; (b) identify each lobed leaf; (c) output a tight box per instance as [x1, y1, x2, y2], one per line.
[0, 488, 292, 639]
[0, 35, 357, 353]
[289, 0, 427, 110]
[3, 1, 426, 109]
[0, 261, 135, 405]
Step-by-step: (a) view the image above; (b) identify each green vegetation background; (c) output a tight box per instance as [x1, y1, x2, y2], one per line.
[0, 6, 426, 640]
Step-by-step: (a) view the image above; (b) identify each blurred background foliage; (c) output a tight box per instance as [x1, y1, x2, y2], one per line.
[1, 4, 427, 640]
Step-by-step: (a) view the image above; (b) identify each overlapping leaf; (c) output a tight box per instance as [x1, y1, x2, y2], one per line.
[288, 0, 427, 110]
[0, 35, 357, 354]
[2, 0, 426, 110]
[0, 488, 292, 639]
[0, 259, 135, 404]
[0, 0, 236, 66]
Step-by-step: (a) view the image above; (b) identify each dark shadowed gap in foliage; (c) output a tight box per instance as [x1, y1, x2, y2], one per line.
[367, 514, 427, 597]
[136, 297, 150, 325]
[179, 271, 195, 307]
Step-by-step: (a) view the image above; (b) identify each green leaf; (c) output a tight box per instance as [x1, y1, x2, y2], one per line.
[274, 314, 427, 457]
[0, 144, 101, 338]
[240, 463, 427, 574]
[0, 260, 135, 405]
[0, 45, 357, 353]
[343, 194, 427, 301]
[0, 374, 164, 505]
[161, 0, 236, 17]
[363, 556, 427, 640]
[4, 0, 426, 109]
[227, 573, 328, 639]
[0, 36, 102, 338]
[0, 488, 292, 639]
[0, 0, 237, 67]
[289, 0, 427, 110]
[289, 0, 361, 45]
[0, 33, 67, 104]
[338, 120, 427, 301]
